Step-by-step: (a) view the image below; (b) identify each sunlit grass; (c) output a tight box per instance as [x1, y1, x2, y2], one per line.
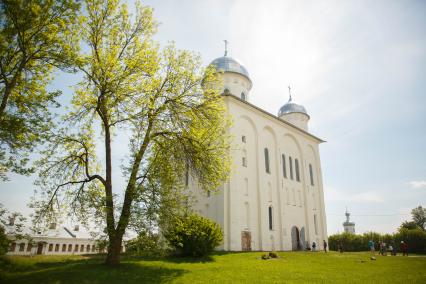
[1, 251, 425, 283]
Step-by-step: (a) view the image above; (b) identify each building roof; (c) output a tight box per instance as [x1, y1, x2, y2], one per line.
[210, 56, 251, 82]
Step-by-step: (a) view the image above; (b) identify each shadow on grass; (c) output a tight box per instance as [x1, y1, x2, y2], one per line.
[0, 257, 186, 284]
[162, 255, 215, 264]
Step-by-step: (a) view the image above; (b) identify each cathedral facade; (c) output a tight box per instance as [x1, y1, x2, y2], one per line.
[189, 51, 328, 251]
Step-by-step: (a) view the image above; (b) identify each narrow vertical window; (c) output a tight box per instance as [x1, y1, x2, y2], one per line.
[19, 243, 25, 251]
[268, 206, 273, 230]
[289, 156, 294, 180]
[264, 148, 270, 173]
[244, 202, 250, 229]
[295, 159, 300, 182]
[314, 214, 318, 235]
[282, 154, 287, 178]
[309, 164, 314, 186]
[241, 92, 246, 101]
[27, 243, 32, 252]
[242, 150, 247, 167]
[62, 244, 66, 252]
[55, 244, 59, 252]
[242, 135, 246, 143]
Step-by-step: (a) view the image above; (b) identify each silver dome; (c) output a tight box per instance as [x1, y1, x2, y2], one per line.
[210, 56, 251, 81]
[278, 99, 309, 117]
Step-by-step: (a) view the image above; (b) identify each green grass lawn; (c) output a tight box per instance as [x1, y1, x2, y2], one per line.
[1, 251, 425, 283]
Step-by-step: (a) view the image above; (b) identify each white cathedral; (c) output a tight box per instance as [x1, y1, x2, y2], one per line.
[188, 47, 328, 252]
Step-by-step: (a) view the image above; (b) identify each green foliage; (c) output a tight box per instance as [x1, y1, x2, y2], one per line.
[163, 213, 223, 257]
[411, 206, 426, 231]
[0, 204, 28, 255]
[0, 225, 9, 255]
[125, 230, 166, 257]
[0, 0, 81, 180]
[394, 228, 426, 254]
[329, 230, 426, 253]
[400, 220, 421, 230]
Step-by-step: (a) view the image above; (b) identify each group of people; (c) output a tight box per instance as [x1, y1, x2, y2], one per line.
[309, 240, 328, 252]
[368, 240, 409, 256]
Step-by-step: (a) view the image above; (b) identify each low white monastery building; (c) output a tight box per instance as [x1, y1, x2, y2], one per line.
[189, 48, 328, 251]
[5, 222, 123, 256]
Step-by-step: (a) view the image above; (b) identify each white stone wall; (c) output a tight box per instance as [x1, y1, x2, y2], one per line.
[6, 237, 125, 256]
[190, 95, 328, 252]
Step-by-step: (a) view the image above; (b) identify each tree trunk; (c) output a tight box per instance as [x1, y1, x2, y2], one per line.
[105, 234, 123, 266]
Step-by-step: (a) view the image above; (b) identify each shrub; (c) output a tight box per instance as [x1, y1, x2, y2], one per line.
[329, 229, 426, 253]
[126, 230, 167, 257]
[163, 213, 223, 257]
[261, 253, 269, 260]
[269, 252, 278, 258]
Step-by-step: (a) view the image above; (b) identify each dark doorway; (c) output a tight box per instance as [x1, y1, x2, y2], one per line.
[300, 227, 306, 250]
[291, 226, 301, 251]
[241, 231, 252, 251]
[36, 243, 43, 255]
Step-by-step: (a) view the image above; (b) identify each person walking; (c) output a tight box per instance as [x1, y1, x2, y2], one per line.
[391, 242, 397, 256]
[323, 240, 327, 253]
[368, 240, 375, 255]
[312, 241, 317, 252]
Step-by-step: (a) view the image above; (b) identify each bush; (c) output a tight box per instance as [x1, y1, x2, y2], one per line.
[163, 213, 223, 257]
[0, 226, 10, 255]
[261, 253, 269, 260]
[269, 252, 278, 258]
[126, 230, 167, 257]
[329, 229, 426, 253]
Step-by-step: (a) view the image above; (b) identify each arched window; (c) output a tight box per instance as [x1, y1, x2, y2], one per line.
[10, 242, 16, 252]
[55, 244, 59, 252]
[264, 148, 270, 173]
[309, 164, 314, 186]
[68, 244, 72, 252]
[289, 156, 294, 180]
[86, 244, 90, 252]
[27, 243, 32, 252]
[48, 243, 53, 252]
[241, 92, 246, 101]
[295, 159, 300, 182]
[282, 154, 287, 178]
[242, 149, 247, 167]
[223, 88, 230, 95]
[62, 244, 66, 252]
[268, 206, 273, 230]
[19, 243, 25, 251]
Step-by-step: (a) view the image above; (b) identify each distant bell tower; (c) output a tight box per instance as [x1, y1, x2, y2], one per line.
[343, 208, 355, 234]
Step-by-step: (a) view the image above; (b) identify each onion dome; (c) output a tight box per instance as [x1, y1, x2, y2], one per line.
[209, 56, 251, 82]
[278, 92, 309, 118]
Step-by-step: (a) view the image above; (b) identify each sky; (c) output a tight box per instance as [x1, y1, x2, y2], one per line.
[1, 0, 426, 235]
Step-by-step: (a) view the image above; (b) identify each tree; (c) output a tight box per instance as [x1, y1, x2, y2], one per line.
[399, 220, 421, 231]
[33, 0, 230, 266]
[411, 206, 426, 231]
[0, 204, 27, 255]
[0, 0, 81, 180]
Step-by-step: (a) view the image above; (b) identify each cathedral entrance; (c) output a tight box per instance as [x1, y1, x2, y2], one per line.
[241, 231, 251, 251]
[291, 226, 301, 250]
[300, 227, 306, 250]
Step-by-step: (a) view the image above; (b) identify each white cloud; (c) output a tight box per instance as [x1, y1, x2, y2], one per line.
[409, 180, 426, 189]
